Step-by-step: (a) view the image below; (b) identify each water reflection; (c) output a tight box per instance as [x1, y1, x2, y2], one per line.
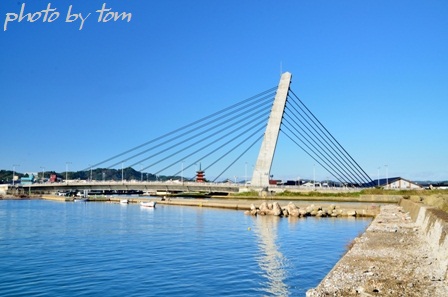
[253, 215, 290, 296]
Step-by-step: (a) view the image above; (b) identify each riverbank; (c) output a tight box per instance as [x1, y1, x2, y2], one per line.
[306, 199, 448, 296]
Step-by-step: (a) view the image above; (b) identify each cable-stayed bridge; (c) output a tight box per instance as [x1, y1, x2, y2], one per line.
[29, 72, 375, 194]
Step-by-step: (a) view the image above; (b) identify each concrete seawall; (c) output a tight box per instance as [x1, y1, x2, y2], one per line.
[400, 199, 448, 281]
[307, 199, 448, 296]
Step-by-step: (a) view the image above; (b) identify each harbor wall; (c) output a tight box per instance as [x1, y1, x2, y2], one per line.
[306, 198, 448, 296]
[400, 198, 448, 280]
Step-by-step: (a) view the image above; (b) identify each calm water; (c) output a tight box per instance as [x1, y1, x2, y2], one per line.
[0, 200, 371, 296]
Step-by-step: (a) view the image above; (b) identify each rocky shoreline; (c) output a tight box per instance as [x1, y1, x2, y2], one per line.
[244, 201, 369, 217]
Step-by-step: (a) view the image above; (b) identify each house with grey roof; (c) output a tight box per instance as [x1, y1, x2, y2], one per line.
[371, 177, 422, 189]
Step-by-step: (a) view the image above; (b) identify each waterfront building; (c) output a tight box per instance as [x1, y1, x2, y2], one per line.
[372, 177, 422, 189]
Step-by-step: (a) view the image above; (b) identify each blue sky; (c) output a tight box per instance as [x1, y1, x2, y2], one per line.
[1, 0, 447, 182]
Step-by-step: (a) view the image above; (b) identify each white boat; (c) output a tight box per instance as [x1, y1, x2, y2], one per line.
[74, 198, 88, 202]
[140, 201, 156, 208]
[120, 199, 129, 204]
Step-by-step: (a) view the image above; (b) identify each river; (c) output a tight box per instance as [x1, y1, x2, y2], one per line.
[0, 200, 371, 296]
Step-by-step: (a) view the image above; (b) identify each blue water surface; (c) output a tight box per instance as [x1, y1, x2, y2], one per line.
[0, 200, 371, 296]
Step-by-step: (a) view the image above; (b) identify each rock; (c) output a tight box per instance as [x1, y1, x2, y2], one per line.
[299, 209, 307, 217]
[289, 209, 300, 217]
[259, 202, 269, 211]
[287, 202, 299, 210]
[347, 210, 357, 216]
[306, 204, 315, 213]
[338, 209, 348, 216]
[272, 202, 282, 216]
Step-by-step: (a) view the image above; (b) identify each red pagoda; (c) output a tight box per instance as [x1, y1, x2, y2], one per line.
[196, 163, 205, 183]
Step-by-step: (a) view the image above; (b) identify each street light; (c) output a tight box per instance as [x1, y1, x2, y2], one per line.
[377, 167, 381, 187]
[65, 162, 72, 184]
[385, 165, 388, 189]
[12, 164, 20, 186]
[140, 163, 143, 182]
[245, 162, 247, 185]
[181, 161, 184, 183]
[40, 167, 45, 183]
[121, 162, 124, 183]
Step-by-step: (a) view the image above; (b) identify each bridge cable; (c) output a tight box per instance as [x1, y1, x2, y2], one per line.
[284, 99, 368, 185]
[281, 116, 355, 184]
[281, 126, 347, 185]
[107, 92, 274, 169]
[132, 98, 272, 169]
[212, 135, 264, 182]
[85, 86, 277, 170]
[288, 89, 374, 186]
[281, 118, 348, 184]
[148, 111, 270, 174]
[285, 95, 366, 185]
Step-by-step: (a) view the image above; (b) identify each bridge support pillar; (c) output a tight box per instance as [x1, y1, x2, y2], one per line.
[251, 72, 292, 187]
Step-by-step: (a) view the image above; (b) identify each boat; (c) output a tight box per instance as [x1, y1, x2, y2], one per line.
[120, 199, 129, 204]
[74, 197, 88, 202]
[140, 201, 156, 208]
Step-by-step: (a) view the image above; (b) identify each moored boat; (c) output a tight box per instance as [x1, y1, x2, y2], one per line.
[140, 201, 156, 208]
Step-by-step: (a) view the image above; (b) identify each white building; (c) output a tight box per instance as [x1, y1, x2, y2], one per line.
[373, 177, 421, 190]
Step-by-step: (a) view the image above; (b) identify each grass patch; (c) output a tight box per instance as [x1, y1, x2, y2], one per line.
[276, 190, 361, 197]
[231, 188, 448, 198]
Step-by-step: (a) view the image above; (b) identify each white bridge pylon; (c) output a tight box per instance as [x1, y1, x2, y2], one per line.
[251, 72, 292, 187]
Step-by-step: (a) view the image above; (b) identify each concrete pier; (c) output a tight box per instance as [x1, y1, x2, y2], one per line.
[306, 199, 448, 296]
